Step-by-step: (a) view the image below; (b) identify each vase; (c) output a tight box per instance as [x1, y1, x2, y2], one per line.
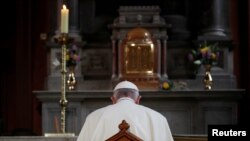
[67, 66, 77, 90]
[203, 65, 213, 90]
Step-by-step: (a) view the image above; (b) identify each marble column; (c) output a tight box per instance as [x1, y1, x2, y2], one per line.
[199, 0, 230, 40]
[162, 39, 168, 78]
[156, 39, 161, 78]
[118, 39, 122, 79]
[111, 38, 117, 79]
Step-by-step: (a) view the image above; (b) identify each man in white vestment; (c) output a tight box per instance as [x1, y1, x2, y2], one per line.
[76, 80, 174, 141]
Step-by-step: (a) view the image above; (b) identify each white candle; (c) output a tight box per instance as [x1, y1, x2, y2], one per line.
[61, 4, 69, 33]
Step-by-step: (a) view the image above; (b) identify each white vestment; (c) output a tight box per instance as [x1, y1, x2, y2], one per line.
[76, 97, 174, 141]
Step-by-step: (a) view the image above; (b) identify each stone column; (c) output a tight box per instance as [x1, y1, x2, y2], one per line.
[162, 39, 168, 78]
[199, 0, 230, 39]
[157, 39, 161, 78]
[111, 38, 117, 79]
[118, 39, 123, 78]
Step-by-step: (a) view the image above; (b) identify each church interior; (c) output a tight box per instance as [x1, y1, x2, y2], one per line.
[0, 0, 249, 140]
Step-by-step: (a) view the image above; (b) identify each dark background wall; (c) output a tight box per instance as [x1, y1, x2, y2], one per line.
[0, 0, 48, 135]
[235, 0, 250, 129]
[0, 0, 249, 136]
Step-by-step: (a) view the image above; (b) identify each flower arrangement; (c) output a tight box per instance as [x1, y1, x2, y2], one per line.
[66, 44, 80, 68]
[188, 41, 220, 67]
[160, 80, 173, 90]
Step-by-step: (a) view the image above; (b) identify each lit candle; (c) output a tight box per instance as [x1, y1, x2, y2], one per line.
[61, 4, 69, 33]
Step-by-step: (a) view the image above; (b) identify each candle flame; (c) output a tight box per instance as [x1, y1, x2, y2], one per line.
[63, 4, 67, 9]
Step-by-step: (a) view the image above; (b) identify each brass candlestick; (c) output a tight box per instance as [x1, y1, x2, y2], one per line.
[58, 33, 69, 133]
[45, 33, 75, 137]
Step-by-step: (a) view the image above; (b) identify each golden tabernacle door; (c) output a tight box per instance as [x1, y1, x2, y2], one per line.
[124, 31, 154, 74]
[119, 28, 160, 89]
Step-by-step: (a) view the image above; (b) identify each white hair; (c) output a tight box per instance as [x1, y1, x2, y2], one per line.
[113, 88, 139, 100]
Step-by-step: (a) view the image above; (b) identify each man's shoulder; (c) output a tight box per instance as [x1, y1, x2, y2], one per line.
[139, 105, 167, 119]
[87, 105, 112, 117]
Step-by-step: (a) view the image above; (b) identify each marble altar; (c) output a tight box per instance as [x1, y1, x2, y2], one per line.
[34, 89, 244, 136]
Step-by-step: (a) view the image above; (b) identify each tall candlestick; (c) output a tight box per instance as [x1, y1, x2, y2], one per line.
[61, 5, 69, 33]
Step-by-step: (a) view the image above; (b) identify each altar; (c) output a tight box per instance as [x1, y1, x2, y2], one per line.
[34, 89, 244, 136]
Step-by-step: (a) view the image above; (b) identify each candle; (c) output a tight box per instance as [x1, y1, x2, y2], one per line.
[61, 4, 69, 33]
